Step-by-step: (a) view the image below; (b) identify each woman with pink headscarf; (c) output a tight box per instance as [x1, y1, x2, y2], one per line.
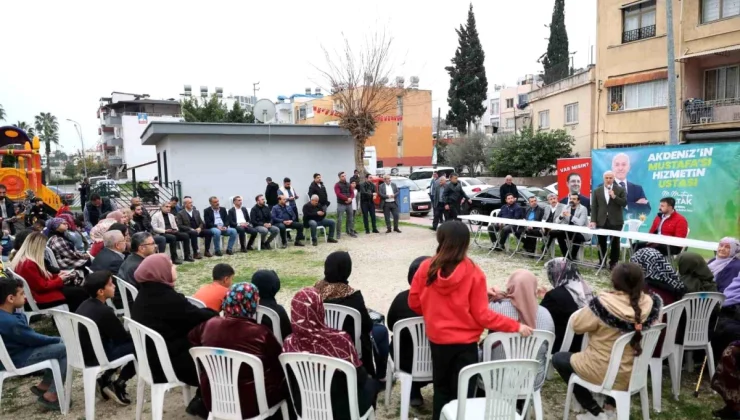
[708, 237, 740, 292]
[131, 254, 216, 417]
[88, 211, 128, 256]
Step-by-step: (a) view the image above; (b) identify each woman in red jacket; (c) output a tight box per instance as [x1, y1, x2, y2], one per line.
[9, 232, 87, 312]
[409, 221, 533, 420]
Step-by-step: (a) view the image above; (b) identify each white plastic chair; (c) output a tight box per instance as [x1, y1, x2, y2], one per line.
[649, 300, 688, 412]
[6, 268, 69, 322]
[482, 331, 555, 420]
[383, 317, 433, 420]
[186, 296, 207, 309]
[323, 303, 363, 358]
[49, 309, 138, 418]
[117, 276, 139, 322]
[440, 359, 539, 420]
[546, 309, 589, 381]
[124, 317, 193, 420]
[256, 305, 283, 345]
[279, 353, 376, 420]
[562, 324, 666, 420]
[621, 219, 643, 260]
[0, 335, 68, 414]
[190, 347, 289, 420]
[676, 292, 725, 388]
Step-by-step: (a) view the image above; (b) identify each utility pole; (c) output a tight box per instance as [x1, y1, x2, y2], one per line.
[252, 81, 260, 100]
[666, 0, 678, 145]
[435, 108, 441, 167]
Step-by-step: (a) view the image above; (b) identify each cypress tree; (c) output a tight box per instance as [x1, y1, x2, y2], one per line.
[445, 3, 489, 134]
[543, 0, 570, 85]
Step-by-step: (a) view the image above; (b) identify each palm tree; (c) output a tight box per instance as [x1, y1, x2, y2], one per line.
[0, 104, 5, 122]
[34, 112, 60, 181]
[13, 121, 35, 137]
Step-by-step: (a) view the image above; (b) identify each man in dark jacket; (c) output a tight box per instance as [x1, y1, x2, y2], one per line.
[271, 195, 305, 248]
[90, 230, 126, 276]
[78, 178, 90, 211]
[250, 194, 279, 250]
[307, 173, 331, 209]
[489, 193, 524, 250]
[228, 195, 258, 252]
[379, 175, 401, 233]
[516, 196, 545, 254]
[334, 172, 356, 239]
[76, 271, 136, 405]
[130, 203, 168, 255]
[359, 176, 379, 234]
[442, 173, 471, 221]
[175, 197, 212, 258]
[84, 193, 115, 226]
[203, 197, 237, 256]
[0, 184, 17, 234]
[349, 169, 360, 185]
[264, 177, 280, 208]
[430, 176, 447, 231]
[499, 175, 518, 203]
[303, 195, 338, 245]
[119, 232, 156, 287]
[590, 171, 627, 269]
[26, 198, 48, 228]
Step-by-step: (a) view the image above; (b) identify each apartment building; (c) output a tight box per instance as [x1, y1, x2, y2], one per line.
[98, 92, 182, 180]
[528, 66, 597, 156]
[595, 0, 740, 148]
[482, 86, 503, 135]
[499, 75, 542, 134]
[297, 85, 433, 167]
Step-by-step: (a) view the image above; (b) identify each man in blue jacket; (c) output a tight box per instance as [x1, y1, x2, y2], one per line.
[0, 277, 67, 410]
[489, 193, 524, 250]
[271, 195, 305, 248]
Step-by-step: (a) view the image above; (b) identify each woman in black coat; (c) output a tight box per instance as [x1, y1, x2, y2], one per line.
[386, 256, 429, 406]
[314, 251, 389, 379]
[251, 269, 292, 341]
[540, 258, 594, 353]
[131, 254, 217, 417]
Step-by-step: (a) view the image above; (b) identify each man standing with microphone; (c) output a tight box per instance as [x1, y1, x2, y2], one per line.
[590, 170, 627, 270]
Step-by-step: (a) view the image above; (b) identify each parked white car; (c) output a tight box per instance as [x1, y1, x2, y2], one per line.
[544, 182, 558, 195]
[409, 166, 455, 190]
[458, 177, 494, 196]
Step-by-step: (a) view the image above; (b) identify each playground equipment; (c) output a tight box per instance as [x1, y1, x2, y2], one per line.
[0, 126, 62, 214]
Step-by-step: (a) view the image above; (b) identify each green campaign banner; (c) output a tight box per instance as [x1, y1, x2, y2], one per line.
[592, 143, 740, 242]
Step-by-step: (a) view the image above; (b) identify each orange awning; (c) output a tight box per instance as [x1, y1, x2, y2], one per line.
[603, 70, 668, 88]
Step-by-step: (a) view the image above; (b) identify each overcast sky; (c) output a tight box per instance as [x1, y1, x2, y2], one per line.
[0, 0, 596, 154]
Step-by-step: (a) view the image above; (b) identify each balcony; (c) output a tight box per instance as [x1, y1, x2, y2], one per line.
[102, 132, 123, 147]
[107, 156, 123, 166]
[622, 25, 656, 43]
[683, 98, 740, 129]
[102, 114, 121, 126]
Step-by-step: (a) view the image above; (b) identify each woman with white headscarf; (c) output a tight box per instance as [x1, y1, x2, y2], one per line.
[708, 237, 740, 293]
[541, 258, 594, 353]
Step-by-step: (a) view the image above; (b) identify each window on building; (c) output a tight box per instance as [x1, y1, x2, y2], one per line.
[299, 106, 306, 120]
[565, 103, 579, 124]
[505, 118, 515, 129]
[333, 100, 344, 112]
[538, 110, 550, 129]
[306, 104, 314, 118]
[517, 94, 527, 106]
[506, 98, 514, 108]
[702, 0, 740, 23]
[622, 0, 657, 43]
[705, 65, 740, 101]
[608, 79, 668, 112]
[490, 99, 500, 115]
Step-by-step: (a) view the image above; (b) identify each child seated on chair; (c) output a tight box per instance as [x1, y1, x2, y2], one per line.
[0, 276, 67, 411]
[75, 270, 136, 406]
[552, 263, 661, 420]
[192, 263, 234, 312]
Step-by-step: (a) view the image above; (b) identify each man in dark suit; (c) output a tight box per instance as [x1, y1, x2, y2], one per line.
[176, 196, 212, 258]
[590, 171, 627, 270]
[430, 176, 447, 231]
[517, 196, 545, 254]
[559, 172, 591, 214]
[119, 232, 157, 287]
[228, 195, 257, 252]
[379, 175, 401, 233]
[612, 152, 651, 217]
[91, 230, 126, 275]
[499, 175, 518, 204]
[203, 197, 237, 256]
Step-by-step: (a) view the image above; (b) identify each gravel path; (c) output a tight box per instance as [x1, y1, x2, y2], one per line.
[0, 225, 612, 420]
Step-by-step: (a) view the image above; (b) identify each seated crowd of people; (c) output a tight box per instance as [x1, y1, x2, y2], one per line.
[0, 183, 738, 420]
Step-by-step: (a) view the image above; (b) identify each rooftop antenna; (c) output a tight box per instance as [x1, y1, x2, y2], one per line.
[253, 99, 276, 124]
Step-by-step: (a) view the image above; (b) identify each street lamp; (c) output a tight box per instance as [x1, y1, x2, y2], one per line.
[66, 119, 87, 178]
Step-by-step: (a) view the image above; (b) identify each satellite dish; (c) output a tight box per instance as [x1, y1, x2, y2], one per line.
[253, 99, 276, 123]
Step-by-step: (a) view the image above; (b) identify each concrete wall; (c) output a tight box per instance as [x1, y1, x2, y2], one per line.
[480, 176, 557, 188]
[122, 114, 181, 180]
[156, 133, 354, 212]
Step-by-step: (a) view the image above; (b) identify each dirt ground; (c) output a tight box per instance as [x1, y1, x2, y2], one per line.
[0, 224, 721, 419]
